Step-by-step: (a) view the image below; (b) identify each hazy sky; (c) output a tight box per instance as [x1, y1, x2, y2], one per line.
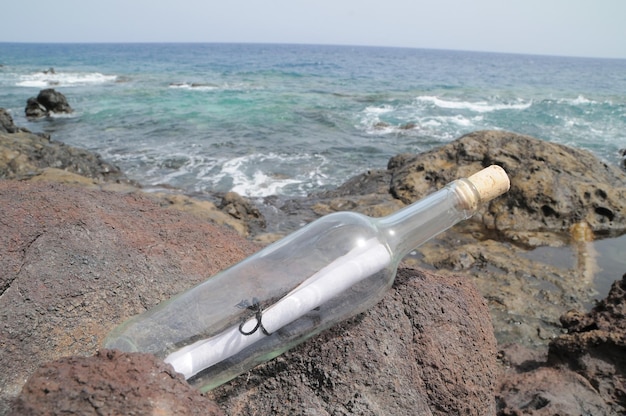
[2, 0, 625, 59]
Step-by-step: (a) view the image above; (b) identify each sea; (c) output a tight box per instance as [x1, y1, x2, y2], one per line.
[1, 42, 625, 297]
[1, 43, 625, 198]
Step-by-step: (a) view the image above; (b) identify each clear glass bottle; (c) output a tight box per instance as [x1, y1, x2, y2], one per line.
[104, 165, 509, 392]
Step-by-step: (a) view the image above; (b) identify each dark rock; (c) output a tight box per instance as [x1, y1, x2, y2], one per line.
[388, 130, 626, 238]
[620, 148, 626, 171]
[0, 179, 498, 415]
[399, 121, 417, 130]
[9, 350, 224, 416]
[548, 274, 626, 410]
[496, 273, 626, 415]
[219, 191, 266, 234]
[0, 130, 129, 183]
[267, 130, 626, 355]
[0, 109, 29, 134]
[24, 97, 48, 119]
[35, 88, 73, 113]
[25, 88, 73, 118]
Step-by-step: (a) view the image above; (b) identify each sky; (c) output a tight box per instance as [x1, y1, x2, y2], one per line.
[1, 0, 625, 59]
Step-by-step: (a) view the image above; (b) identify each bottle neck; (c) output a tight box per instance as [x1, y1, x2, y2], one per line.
[377, 178, 481, 260]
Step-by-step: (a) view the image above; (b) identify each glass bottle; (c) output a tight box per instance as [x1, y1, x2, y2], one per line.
[104, 165, 509, 392]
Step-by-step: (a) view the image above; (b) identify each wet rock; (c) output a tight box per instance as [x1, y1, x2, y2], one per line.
[497, 273, 626, 415]
[9, 350, 224, 416]
[549, 274, 626, 410]
[0, 109, 29, 134]
[25, 97, 48, 119]
[0, 130, 129, 183]
[25, 88, 73, 118]
[219, 191, 267, 235]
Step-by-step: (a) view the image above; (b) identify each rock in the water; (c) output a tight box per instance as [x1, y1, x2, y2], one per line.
[9, 350, 224, 416]
[24, 97, 49, 119]
[25, 88, 73, 118]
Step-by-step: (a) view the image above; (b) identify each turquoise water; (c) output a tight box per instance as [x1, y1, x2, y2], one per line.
[1, 43, 625, 197]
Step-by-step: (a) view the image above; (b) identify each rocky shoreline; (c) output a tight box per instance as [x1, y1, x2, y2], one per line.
[1, 106, 625, 414]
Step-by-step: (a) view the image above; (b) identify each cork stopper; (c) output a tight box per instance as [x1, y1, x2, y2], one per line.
[467, 165, 510, 203]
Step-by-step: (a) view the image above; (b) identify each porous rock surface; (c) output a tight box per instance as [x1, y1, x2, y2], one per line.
[388, 130, 626, 238]
[497, 274, 626, 415]
[280, 130, 626, 348]
[1, 179, 497, 415]
[209, 268, 497, 415]
[9, 350, 224, 416]
[0, 180, 260, 415]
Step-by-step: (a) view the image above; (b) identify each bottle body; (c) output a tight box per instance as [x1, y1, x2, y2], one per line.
[104, 169, 508, 392]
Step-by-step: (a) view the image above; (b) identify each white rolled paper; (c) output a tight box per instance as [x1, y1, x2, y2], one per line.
[165, 237, 391, 379]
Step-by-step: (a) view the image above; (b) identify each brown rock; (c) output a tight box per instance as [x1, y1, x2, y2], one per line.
[209, 267, 498, 415]
[548, 274, 626, 412]
[218, 191, 266, 235]
[497, 274, 626, 415]
[497, 365, 608, 415]
[0, 180, 260, 414]
[389, 130, 626, 238]
[9, 350, 224, 416]
[0, 178, 498, 415]
[291, 130, 625, 348]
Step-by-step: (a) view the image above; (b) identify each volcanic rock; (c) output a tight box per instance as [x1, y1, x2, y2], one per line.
[25, 88, 73, 118]
[0, 109, 28, 134]
[209, 267, 498, 415]
[0, 130, 128, 183]
[0, 179, 261, 414]
[388, 130, 626, 239]
[496, 273, 626, 415]
[1, 179, 497, 415]
[9, 350, 224, 416]
[275, 130, 626, 349]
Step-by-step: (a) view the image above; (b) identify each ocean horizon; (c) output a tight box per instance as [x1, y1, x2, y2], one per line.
[1, 42, 625, 198]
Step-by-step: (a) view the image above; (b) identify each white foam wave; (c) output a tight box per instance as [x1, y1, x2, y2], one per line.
[168, 82, 260, 92]
[416, 95, 532, 113]
[201, 153, 329, 197]
[168, 82, 219, 92]
[359, 106, 483, 135]
[17, 71, 117, 87]
[559, 95, 597, 105]
[363, 104, 394, 115]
